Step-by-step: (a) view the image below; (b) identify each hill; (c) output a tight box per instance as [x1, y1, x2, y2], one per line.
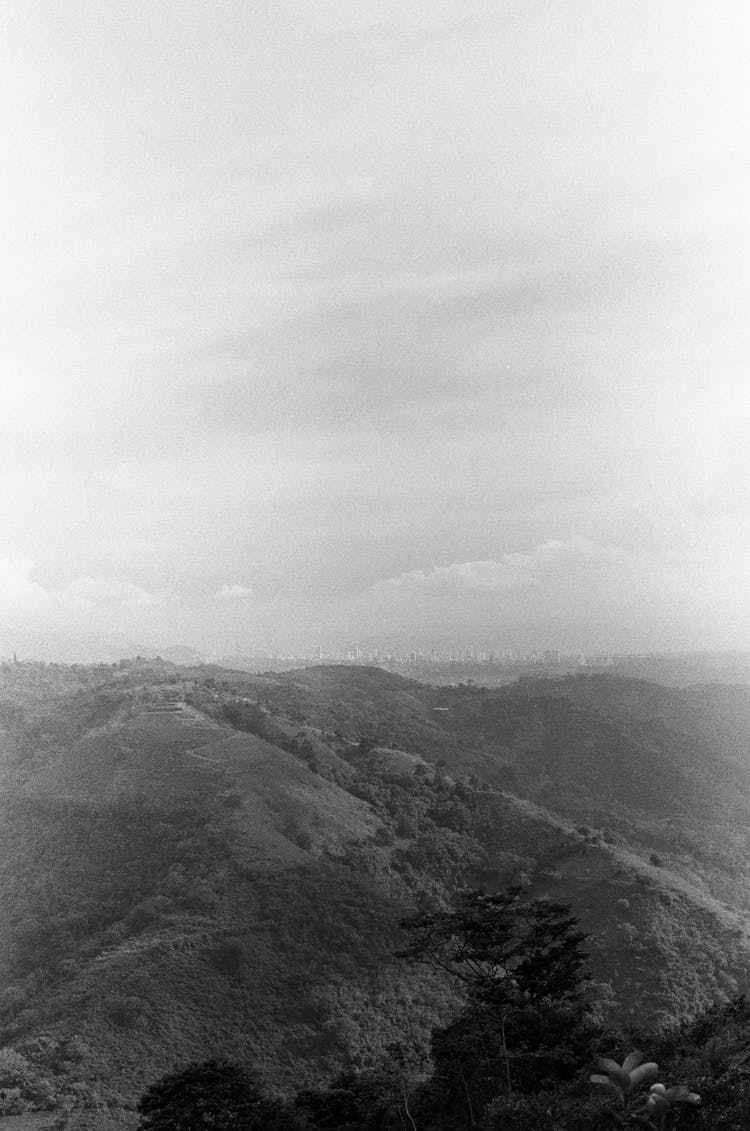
[0, 661, 750, 1125]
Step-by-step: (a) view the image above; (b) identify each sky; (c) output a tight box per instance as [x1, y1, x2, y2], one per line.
[2, 1, 750, 658]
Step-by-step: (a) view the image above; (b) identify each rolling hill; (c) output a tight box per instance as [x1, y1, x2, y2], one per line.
[0, 660, 750, 1126]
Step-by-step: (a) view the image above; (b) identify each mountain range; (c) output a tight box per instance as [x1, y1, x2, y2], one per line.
[0, 660, 749, 1127]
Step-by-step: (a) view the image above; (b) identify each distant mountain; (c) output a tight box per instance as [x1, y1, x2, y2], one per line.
[153, 644, 206, 666]
[0, 661, 750, 1127]
[381, 649, 750, 689]
[608, 650, 750, 686]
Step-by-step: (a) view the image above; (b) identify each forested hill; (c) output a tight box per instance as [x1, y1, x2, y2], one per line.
[0, 659, 750, 1127]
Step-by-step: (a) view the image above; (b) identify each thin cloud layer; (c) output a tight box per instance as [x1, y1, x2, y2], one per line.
[375, 541, 627, 597]
[0, 559, 164, 616]
[2, 2, 749, 656]
[214, 584, 254, 601]
[327, 539, 693, 653]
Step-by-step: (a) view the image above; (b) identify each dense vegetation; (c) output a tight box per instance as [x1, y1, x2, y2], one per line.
[0, 659, 750, 1128]
[134, 891, 750, 1128]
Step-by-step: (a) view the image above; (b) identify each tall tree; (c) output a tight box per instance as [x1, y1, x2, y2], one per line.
[398, 886, 589, 1011]
[399, 888, 594, 1126]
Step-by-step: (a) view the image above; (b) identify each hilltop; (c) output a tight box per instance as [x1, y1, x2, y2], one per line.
[0, 660, 749, 1125]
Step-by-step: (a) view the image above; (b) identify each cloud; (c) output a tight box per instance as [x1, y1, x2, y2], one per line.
[374, 539, 630, 597]
[694, 418, 750, 518]
[57, 576, 163, 609]
[0, 558, 50, 612]
[3, 1, 749, 658]
[213, 583, 254, 601]
[324, 538, 696, 652]
[0, 559, 163, 614]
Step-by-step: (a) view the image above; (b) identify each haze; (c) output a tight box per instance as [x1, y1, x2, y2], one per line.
[2, 1, 750, 657]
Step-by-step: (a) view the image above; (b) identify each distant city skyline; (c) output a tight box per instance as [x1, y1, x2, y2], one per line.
[3, 3, 750, 655]
[3, 630, 749, 671]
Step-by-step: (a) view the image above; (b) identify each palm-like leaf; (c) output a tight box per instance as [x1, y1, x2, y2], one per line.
[596, 1059, 632, 1092]
[646, 1093, 671, 1116]
[622, 1051, 643, 1073]
[629, 1062, 659, 1087]
[666, 1085, 700, 1105]
[589, 1073, 624, 1098]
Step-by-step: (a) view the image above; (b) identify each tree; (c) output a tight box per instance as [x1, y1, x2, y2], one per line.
[399, 888, 594, 1125]
[295, 1069, 396, 1131]
[398, 886, 589, 1011]
[137, 1059, 294, 1131]
[294, 1045, 424, 1131]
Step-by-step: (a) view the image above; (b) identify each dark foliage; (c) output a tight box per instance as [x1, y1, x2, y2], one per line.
[398, 886, 589, 1009]
[222, 699, 266, 736]
[138, 1059, 295, 1131]
[398, 888, 597, 1128]
[295, 1070, 399, 1131]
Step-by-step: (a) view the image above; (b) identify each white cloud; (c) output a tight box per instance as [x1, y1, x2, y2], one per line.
[375, 539, 630, 597]
[0, 558, 50, 612]
[214, 583, 254, 601]
[56, 576, 163, 609]
[2, 2, 749, 656]
[0, 559, 163, 614]
[324, 538, 701, 652]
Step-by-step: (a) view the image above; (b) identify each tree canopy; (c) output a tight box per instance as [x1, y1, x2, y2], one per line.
[137, 1059, 289, 1131]
[398, 886, 590, 1010]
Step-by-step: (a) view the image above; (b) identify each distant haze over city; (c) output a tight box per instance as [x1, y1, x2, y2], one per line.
[3, 3, 750, 656]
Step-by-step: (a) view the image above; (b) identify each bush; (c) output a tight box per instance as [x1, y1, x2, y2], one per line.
[105, 994, 146, 1029]
[395, 814, 418, 839]
[0, 1047, 34, 1089]
[0, 1087, 24, 1116]
[125, 902, 160, 934]
[137, 1059, 292, 1131]
[0, 986, 29, 1018]
[481, 1092, 607, 1130]
[211, 940, 247, 976]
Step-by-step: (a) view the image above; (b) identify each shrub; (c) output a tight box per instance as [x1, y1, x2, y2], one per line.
[105, 994, 146, 1029]
[0, 1047, 34, 1089]
[211, 940, 247, 977]
[125, 901, 161, 934]
[0, 986, 29, 1018]
[395, 814, 418, 839]
[137, 1059, 291, 1131]
[283, 819, 313, 851]
[0, 1087, 24, 1116]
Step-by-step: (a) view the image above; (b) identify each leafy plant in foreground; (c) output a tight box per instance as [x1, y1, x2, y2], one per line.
[590, 1051, 700, 1128]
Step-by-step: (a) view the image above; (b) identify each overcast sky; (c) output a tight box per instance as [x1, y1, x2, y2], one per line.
[2, 1, 750, 657]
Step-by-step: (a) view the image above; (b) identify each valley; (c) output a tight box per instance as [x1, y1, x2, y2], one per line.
[0, 659, 749, 1126]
